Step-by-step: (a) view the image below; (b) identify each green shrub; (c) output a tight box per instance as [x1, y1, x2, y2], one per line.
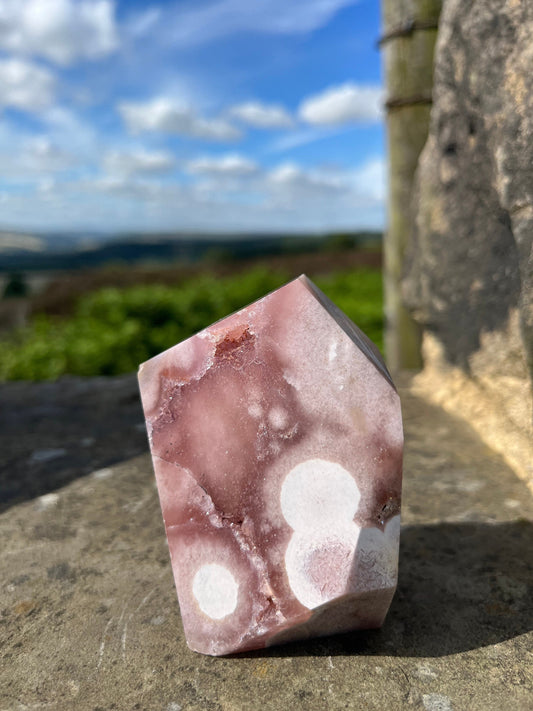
[0, 267, 382, 380]
[315, 270, 383, 349]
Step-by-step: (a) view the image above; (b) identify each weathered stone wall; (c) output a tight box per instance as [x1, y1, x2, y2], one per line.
[402, 0, 532, 486]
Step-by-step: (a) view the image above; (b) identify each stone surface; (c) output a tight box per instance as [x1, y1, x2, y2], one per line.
[138, 275, 403, 655]
[402, 0, 533, 486]
[0, 374, 147, 514]
[1, 373, 532, 710]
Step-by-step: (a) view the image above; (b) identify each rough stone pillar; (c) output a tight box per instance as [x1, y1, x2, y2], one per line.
[402, 0, 533, 490]
[380, 0, 442, 370]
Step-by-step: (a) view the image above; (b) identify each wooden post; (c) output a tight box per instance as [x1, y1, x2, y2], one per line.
[380, 0, 442, 370]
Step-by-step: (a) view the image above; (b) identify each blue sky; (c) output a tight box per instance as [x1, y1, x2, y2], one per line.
[0, 0, 385, 235]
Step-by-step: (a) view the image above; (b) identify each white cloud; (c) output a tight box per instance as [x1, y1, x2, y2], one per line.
[299, 83, 384, 125]
[25, 137, 74, 170]
[0, 133, 76, 185]
[38, 176, 57, 194]
[186, 154, 258, 177]
[118, 97, 242, 142]
[229, 101, 293, 129]
[348, 157, 386, 202]
[82, 175, 174, 199]
[186, 158, 385, 230]
[38, 107, 104, 171]
[124, 7, 162, 38]
[0, 58, 55, 112]
[159, 0, 359, 48]
[103, 149, 175, 176]
[268, 163, 345, 193]
[0, 155, 386, 233]
[0, 0, 118, 66]
[267, 127, 343, 153]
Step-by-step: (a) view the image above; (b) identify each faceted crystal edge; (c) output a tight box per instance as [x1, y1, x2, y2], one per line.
[297, 274, 396, 391]
[137, 274, 305, 374]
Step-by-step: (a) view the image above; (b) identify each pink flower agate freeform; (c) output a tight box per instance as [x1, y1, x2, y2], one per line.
[138, 275, 403, 656]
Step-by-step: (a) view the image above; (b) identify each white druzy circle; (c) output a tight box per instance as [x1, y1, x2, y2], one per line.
[280, 459, 361, 531]
[285, 525, 360, 609]
[192, 564, 239, 620]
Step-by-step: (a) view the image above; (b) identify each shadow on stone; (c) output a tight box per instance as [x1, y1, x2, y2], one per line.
[236, 520, 532, 659]
[0, 375, 148, 514]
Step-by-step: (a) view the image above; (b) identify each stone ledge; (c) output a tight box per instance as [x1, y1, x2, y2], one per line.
[410, 333, 533, 494]
[1, 376, 532, 710]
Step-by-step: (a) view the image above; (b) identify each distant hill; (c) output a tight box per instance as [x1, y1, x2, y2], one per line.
[0, 233, 47, 254]
[0, 231, 109, 256]
[0, 231, 381, 272]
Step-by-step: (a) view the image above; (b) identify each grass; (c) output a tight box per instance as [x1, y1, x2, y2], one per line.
[0, 267, 383, 380]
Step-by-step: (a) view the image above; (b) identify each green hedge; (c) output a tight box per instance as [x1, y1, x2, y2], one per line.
[0, 267, 382, 380]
